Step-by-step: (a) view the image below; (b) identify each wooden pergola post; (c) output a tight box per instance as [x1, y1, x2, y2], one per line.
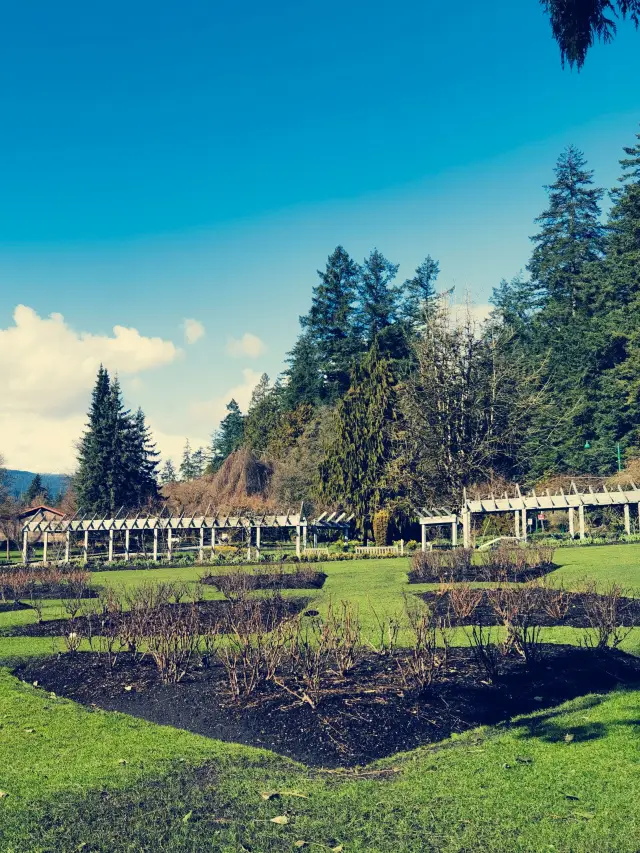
[199, 527, 204, 563]
[514, 511, 520, 539]
[462, 510, 471, 549]
[210, 527, 216, 557]
[451, 521, 458, 547]
[65, 529, 70, 563]
[124, 529, 130, 561]
[153, 528, 159, 562]
[295, 525, 301, 558]
[83, 530, 89, 564]
[108, 529, 114, 562]
[624, 504, 631, 535]
[42, 531, 48, 566]
[167, 528, 173, 561]
[302, 523, 307, 553]
[521, 508, 527, 542]
[421, 523, 427, 552]
[568, 507, 575, 539]
[578, 505, 586, 541]
[22, 529, 28, 565]
[255, 524, 261, 560]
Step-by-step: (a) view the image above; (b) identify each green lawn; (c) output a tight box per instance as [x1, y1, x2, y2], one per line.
[1, 543, 639, 851]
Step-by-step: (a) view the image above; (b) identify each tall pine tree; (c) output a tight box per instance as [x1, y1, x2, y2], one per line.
[320, 339, 396, 537]
[76, 368, 158, 513]
[300, 246, 362, 400]
[529, 145, 604, 317]
[209, 399, 245, 471]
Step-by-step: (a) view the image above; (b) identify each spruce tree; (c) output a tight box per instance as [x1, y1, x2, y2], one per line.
[209, 399, 245, 471]
[76, 366, 113, 512]
[319, 339, 396, 537]
[191, 447, 206, 478]
[24, 474, 49, 506]
[357, 249, 400, 340]
[283, 333, 325, 408]
[76, 368, 161, 513]
[529, 145, 604, 317]
[179, 439, 195, 481]
[160, 459, 177, 484]
[402, 255, 440, 327]
[300, 246, 362, 400]
[128, 408, 160, 505]
[244, 374, 282, 454]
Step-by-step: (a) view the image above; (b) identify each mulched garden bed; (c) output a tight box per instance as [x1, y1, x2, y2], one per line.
[16, 644, 640, 768]
[202, 571, 327, 591]
[0, 600, 32, 614]
[420, 589, 640, 627]
[1, 597, 309, 638]
[408, 564, 556, 584]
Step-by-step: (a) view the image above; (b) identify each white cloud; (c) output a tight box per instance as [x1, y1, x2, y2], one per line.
[0, 305, 181, 470]
[183, 318, 205, 345]
[190, 368, 261, 426]
[226, 332, 266, 358]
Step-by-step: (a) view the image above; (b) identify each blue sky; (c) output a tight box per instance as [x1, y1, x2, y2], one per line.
[0, 0, 639, 472]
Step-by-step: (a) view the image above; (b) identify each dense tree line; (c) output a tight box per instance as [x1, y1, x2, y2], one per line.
[203, 124, 640, 537]
[69, 124, 640, 536]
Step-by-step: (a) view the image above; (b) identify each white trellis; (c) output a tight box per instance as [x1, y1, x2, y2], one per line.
[21, 506, 354, 565]
[420, 481, 640, 550]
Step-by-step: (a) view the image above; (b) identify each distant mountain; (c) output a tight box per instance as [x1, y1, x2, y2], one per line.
[4, 470, 70, 501]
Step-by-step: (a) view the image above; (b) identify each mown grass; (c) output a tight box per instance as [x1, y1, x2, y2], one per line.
[0, 670, 638, 852]
[0, 543, 639, 851]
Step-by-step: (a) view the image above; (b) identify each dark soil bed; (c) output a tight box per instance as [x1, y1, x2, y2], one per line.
[420, 589, 640, 627]
[16, 644, 640, 768]
[0, 600, 32, 614]
[2, 597, 309, 638]
[408, 564, 556, 584]
[202, 571, 327, 591]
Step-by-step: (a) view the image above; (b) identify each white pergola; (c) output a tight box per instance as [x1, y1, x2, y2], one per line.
[21, 506, 354, 565]
[419, 482, 640, 550]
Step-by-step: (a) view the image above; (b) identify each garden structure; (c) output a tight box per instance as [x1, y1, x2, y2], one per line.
[19, 506, 354, 565]
[419, 481, 640, 549]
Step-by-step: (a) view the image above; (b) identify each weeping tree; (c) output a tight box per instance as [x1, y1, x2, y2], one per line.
[319, 339, 396, 538]
[541, 0, 640, 68]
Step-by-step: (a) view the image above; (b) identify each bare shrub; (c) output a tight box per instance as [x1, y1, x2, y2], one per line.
[509, 584, 545, 664]
[448, 583, 483, 621]
[398, 601, 450, 690]
[325, 600, 362, 676]
[467, 623, 504, 681]
[143, 603, 201, 684]
[214, 571, 253, 602]
[580, 581, 633, 649]
[536, 578, 570, 621]
[411, 548, 474, 581]
[366, 604, 402, 656]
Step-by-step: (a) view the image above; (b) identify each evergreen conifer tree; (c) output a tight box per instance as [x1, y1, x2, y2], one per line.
[300, 246, 362, 400]
[283, 333, 325, 408]
[76, 366, 114, 512]
[319, 339, 396, 537]
[179, 439, 196, 480]
[244, 374, 282, 454]
[76, 368, 161, 512]
[160, 459, 177, 484]
[24, 474, 49, 506]
[209, 399, 245, 471]
[529, 145, 604, 317]
[401, 255, 440, 327]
